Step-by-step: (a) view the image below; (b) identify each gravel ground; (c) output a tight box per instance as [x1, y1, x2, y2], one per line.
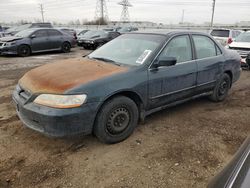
[0, 48, 249, 188]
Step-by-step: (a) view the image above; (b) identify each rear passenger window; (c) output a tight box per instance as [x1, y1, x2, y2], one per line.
[193, 35, 217, 59]
[34, 30, 48, 37]
[48, 30, 62, 36]
[159, 35, 192, 64]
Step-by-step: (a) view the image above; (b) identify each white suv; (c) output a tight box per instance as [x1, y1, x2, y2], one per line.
[211, 29, 242, 46]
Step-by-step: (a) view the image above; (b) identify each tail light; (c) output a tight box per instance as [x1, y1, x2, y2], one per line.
[227, 37, 233, 44]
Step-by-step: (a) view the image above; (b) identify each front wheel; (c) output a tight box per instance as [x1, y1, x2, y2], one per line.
[94, 96, 139, 144]
[61, 42, 71, 53]
[209, 73, 232, 102]
[18, 45, 31, 57]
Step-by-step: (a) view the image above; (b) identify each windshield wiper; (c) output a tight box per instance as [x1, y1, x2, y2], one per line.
[90, 57, 121, 66]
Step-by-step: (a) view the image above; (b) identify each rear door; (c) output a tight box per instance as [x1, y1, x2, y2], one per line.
[192, 34, 224, 94]
[148, 34, 197, 109]
[30, 29, 50, 52]
[47, 29, 64, 49]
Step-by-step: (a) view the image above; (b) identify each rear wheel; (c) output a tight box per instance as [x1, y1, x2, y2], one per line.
[61, 42, 71, 53]
[18, 45, 31, 57]
[209, 73, 231, 102]
[94, 96, 139, 144]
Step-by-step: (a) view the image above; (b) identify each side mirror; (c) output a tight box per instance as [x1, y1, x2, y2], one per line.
[30, 34, 36, 39]
[154, 56, 177, 68]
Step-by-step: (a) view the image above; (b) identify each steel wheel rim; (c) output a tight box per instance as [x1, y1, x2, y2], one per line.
[106, 107, 130, 135]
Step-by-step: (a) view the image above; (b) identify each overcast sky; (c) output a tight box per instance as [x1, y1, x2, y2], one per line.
[0, 0, 250, 24]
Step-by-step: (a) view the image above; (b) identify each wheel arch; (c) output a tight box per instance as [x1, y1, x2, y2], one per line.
[63, 41, 71, 47]
[224, 70, 233, 87]
[93, 90, 145, 130]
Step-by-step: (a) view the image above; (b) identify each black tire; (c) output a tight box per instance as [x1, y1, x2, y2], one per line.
[209, 73, 232, 102]
[94, 96, 139, 144]
[17, 45, 31, 57]
[61, 42, 71, 53]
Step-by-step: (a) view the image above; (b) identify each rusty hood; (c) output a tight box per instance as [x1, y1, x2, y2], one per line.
[19, 58, 127, 94]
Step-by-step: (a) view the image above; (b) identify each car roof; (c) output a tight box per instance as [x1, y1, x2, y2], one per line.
[133, 30, 210, 36]
[21, 28, 58, 32]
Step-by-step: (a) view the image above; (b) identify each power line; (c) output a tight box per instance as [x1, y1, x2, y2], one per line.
[211, 0, 216, 28]
[95, 0, 109, 23]
[118, 0, 132, 22]
[181, 9, 185, 24]
[39, 4, 45, 23]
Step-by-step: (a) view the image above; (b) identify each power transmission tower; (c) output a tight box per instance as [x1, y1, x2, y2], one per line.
[39, 4, 45, 23]
[118, 0, 132, 22]
[210, 0, 216, 28]
[95, 0, 109, 24]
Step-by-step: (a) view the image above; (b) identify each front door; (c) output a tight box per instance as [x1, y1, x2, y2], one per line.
[148, 35, 197, 109]
[30, 30, 50, 52]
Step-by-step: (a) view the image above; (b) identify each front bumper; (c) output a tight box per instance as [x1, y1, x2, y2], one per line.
[12, 89, 100, 137]
[0, 46, 18, 55]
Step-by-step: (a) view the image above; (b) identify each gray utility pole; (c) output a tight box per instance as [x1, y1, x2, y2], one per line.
[118, 0, 132, 22]
[39, 4, 45, 23]
[211, 0, 216, 28]
[181, 9, 185, 24]
[95, 0, 108, 24]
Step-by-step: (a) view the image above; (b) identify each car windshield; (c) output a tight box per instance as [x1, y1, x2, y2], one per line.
[8, 24, 32, 32]
[82, 30, 107, 38]
[88, 34, 165, 66]
[15, 29, 34, 37]
[235, 32, 250, 42]
[78, 30, 88, 35]
[211, 30, 230, 37]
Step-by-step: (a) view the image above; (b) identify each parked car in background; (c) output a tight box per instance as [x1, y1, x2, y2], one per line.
[0, 28, 75, 57]
[77, 30, 120, 49]
[118, 26, 139, 33]
[13, 31, 241, 143]
[77, 29, 89, 36]
[226, 31, 250, 69]
[208, 136, 250, 188]
[59, 28, 77, 40]
[0, 32, 5, 38]
[0, 26, 5, 38]
[211, 29, 242, 46]
[5, 23, 53, 36]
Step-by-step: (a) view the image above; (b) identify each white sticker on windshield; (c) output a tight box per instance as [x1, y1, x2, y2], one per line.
[136, 50, 152, 64]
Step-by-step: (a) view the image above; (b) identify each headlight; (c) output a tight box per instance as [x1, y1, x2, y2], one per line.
[34, 94, 87, 108]
[5, 42, 16, 47]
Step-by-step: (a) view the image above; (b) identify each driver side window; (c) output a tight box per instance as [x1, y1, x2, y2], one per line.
[159, 35, 192, 64]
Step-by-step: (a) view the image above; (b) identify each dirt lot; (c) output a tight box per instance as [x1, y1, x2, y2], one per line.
[0, 48, 249, 188]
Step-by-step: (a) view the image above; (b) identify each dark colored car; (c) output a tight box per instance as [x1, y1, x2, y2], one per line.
[0, 28, 76, 57]
[59, 28, 77, 40]
[77, 29, 89, 36]
[208, 136, 250, 188]
[118, 26, 139, 33]
[77, 30, 120, 49]
[5, 23, 53, 36]
[13, 31, 241, 143]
